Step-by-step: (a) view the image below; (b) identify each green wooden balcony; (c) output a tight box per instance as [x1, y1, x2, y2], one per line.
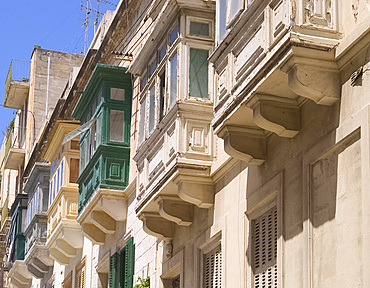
[72, 64, 132, 245]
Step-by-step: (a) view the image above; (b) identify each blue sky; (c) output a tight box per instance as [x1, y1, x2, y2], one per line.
[0, 0, 118, 144]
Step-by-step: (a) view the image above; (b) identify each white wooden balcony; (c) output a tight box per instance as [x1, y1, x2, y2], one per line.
[210, 0, 344, 164]
[129, 1, 216, 240]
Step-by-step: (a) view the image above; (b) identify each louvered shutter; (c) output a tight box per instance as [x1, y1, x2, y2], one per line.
[254, 208, 278, 288]
[124, 237, 135, 288]
[110, 252, 118, 288]
[204, 245, 222, 288]
[119, 245, 126, 288]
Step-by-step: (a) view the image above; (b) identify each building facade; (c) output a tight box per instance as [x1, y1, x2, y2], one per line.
[1, 0, 370, 287]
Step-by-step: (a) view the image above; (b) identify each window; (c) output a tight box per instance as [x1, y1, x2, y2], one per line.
[169, 52, 178, 108]
[204, 245, 222, 288]
[139, 100, 146, 144]
[111, 88, 125, 101]
[75, 257, 86, 288]
[190, 21, 210, 37]
[109, 237, 135, 288]
[159, 71, 166, 121]
[169, 24, 179, 46]
[110, 110, 125, 142]
[253, 208, 278, 288]
[149, 86, 156, 133]
[189, 48, 209, 98]
[218, 0, 244, 42]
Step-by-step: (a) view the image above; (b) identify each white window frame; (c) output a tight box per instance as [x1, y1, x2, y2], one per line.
[186, 16, 214, 40]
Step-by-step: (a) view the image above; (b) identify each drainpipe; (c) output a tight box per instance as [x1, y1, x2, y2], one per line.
[46, 52, 51, 119]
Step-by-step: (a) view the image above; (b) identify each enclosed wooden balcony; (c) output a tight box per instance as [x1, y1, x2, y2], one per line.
[129, 3, 216, 239]
[72, 64, 132, 245]
[23, 162, 53, 278]
[42, 121, 83, 265]
[4, 59, 30, 109]
[209, 0, 342, 164]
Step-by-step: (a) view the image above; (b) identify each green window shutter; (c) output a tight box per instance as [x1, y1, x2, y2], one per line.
[110, 252, 118, 288]
[119, 246, 126, 288]
[123, 237, 135, 288]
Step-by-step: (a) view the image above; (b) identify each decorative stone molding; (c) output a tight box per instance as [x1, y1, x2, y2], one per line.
[218, 125, 266, 165]
[157, 196, 193, 226]
[139, 213, 175, 240]
[247, 94, 300, 138]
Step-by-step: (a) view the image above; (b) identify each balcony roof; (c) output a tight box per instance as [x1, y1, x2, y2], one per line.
[4, 147, 25, 170]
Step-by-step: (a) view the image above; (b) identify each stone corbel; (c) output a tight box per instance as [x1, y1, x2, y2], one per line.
[177, 179, 214, 208]
[282, 63, 340, 105]
[50, 247, 70, 265]
[27, 263, 44, 279]
[157, 196, 193, 226]
[81, 223, 106, 245]
[90, 211, 116, 234]
[26, 256, 51, 279]
[218, 125, 266, 165]
[99, 195, 127, 222]
[247, 94, 300, 138]
[139, 213, 175, 240]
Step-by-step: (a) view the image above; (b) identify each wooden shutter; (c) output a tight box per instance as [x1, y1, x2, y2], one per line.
[204, 245, 222, 288]
[124, 237, 135, 288]
[110, 252, 118, 288]
[254, 208, 278, 288]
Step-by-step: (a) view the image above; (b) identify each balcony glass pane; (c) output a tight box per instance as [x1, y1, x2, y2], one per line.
[219, 0, 227, 42]
[189, 48, 209, 98]
[149, 85, 156, 133]
[190, 21, 210, 37]
[96, 113, 102, 147]
[139, 100, 146, 144]
[111, 87, 125, 101]
[159, 43, 167, 63]
[159, 71, 166, 121]
[110, 110, 125, 142]
[169, 53, 178, 108]
[149, 60, 157, 78]
[169, 25, 179, 46]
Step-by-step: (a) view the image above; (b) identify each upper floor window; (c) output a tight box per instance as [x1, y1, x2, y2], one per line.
[138, 15, 213, 145]
[218, 0, 244, 42]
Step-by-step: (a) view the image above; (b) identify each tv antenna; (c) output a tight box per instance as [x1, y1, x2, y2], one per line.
[80, 0, 116, 54]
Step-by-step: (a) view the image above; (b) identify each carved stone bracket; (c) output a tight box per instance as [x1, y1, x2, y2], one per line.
[25, 246, 53, 279]
[81, 223, 106, 245]
[50, 247, 70, 265]
[247, 94, 300, 138]
[218, 125, 266, 165]
[157, 196, 193, 226]
[282, 63, 340, 105]
[139, 213, 175, 240]
[176, 178, 214, 208]
[9, 260, 32, 288]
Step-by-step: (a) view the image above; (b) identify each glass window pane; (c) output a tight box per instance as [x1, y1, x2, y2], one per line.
[189, 48, 209, 98]
[96, 113, 102, 147]
[149, 86, 156, 133]
[229, 0, 244, 23]
[169, 25, 179, 46]
[139, 100, 146, 144]
[149, 60, 157, 78]
[169, 53, 178, 108]
[111, 88, 125, 101]
[159, 43, 167, 63]
[141, 74, 147, 91]
[219, 0, 227, 42]
[110, 110, 125, 142]
[190, 21, 210, 37]
[91, 122, 96, 155]
[159, 71, 166, 121]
